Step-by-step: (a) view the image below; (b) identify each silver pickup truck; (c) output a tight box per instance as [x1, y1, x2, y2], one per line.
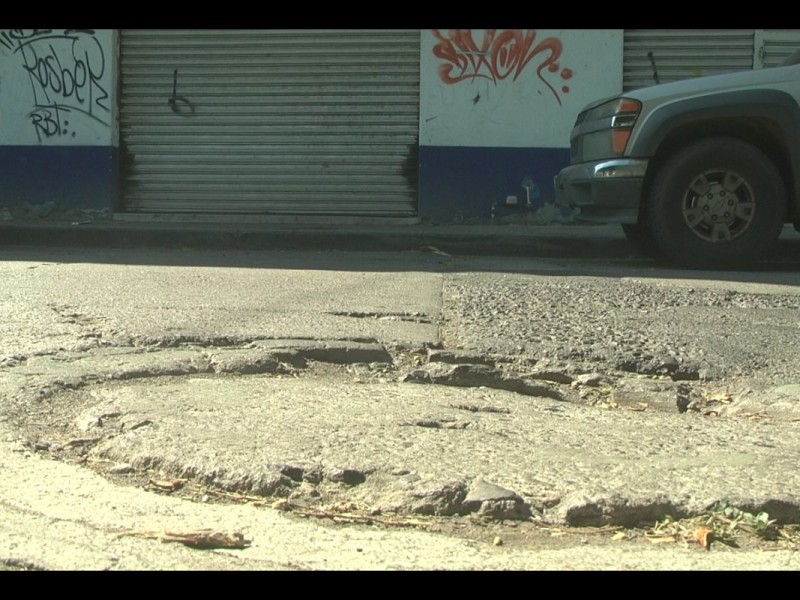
[554, 52, 800, 269]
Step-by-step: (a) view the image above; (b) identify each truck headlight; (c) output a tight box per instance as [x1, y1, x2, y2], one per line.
[574, 98, 641, 159]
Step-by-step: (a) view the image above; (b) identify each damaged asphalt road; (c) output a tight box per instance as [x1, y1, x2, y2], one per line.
[2, 244, 800, 569]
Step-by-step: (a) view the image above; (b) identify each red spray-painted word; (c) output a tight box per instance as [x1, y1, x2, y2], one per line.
[432, 29, 574, 105]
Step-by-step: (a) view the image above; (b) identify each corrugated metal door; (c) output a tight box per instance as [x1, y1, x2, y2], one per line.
[119, 30, 421, 216]
[755, 30, 800, 68]
[623, 30, 755, 91]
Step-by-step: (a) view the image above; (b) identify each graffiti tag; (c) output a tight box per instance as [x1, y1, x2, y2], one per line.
[432, 29, 574, 105]
[0, 29, 54, 51]
[28, 105, 76, 139]
[1, 29, 109, 142]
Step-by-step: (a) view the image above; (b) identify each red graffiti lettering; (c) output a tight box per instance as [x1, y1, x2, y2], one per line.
[432, 29, 574, 105]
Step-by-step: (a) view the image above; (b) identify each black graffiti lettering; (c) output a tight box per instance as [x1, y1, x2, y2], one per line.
[10, 29, 53, 40]
[72, 55, 88, 102]
[82, 37, 108, 113]
[23, 44, 85, 103]
[49, 45, 66, 95]
[29, 106, 64, 141]
[2, 29, 109, 140]
[16, 33, 109, 128]
[168, 69, 196, 117]
[1, 29, 53, 50]
[4, 29, 53, 43]
[48, 44, 87, 104]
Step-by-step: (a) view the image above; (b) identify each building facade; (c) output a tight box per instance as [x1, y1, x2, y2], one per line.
[1, 29, 798, 225]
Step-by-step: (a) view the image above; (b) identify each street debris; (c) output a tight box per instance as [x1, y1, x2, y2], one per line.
[644, 503, 788, 550]
[272, 499, 430, 528]
[418, 246, 451, 257]
[64, 437, 101, 448]
[693, 527, 714, 551]
[116, 528, 251, 549]
[147, 478, 187, 492]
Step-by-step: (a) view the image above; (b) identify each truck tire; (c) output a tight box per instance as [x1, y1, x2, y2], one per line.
[645, 137, 786, 269]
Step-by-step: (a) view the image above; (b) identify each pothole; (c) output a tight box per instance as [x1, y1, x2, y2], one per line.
[7, 343, 800, 528]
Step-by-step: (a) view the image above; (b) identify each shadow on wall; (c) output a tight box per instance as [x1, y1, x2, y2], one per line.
[418, 145, 572, 224]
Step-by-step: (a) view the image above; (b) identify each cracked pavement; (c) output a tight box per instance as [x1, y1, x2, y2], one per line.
[2, 244, 800, 569]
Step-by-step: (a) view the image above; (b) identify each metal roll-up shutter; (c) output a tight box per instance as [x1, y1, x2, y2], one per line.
[119, 30, 420, 216]
[623, 30, 755, 91]
[756, 30, 800, 68]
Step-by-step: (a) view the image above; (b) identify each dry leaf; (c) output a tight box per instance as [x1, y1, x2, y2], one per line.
[693, 527, 714, 550]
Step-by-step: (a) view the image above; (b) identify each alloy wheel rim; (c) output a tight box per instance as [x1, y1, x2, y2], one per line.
[680, 168, 755, 243]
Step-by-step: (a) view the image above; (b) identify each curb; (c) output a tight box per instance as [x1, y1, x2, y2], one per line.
[0, 220, 632, 258]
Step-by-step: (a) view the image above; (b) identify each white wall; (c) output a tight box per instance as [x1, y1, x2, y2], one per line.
[420, 29, 623, 148]
[0, 29, 115, 146]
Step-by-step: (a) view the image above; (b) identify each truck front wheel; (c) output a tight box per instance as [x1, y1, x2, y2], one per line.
[645, 137, 786, 269]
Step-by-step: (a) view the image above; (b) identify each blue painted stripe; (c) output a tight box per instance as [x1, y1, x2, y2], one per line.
[0, 146, 117, 211]
[418, 145, 570, 223]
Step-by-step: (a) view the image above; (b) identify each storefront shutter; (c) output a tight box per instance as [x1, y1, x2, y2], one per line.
[623, 30, 755, 91]
[119, 30, 421, 217]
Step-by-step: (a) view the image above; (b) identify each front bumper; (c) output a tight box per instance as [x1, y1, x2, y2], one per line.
[554, 158, 648, 223]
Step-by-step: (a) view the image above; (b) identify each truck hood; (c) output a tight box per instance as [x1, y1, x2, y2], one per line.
[625, 62, 800, 104]
[579, 63, 800, 113]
